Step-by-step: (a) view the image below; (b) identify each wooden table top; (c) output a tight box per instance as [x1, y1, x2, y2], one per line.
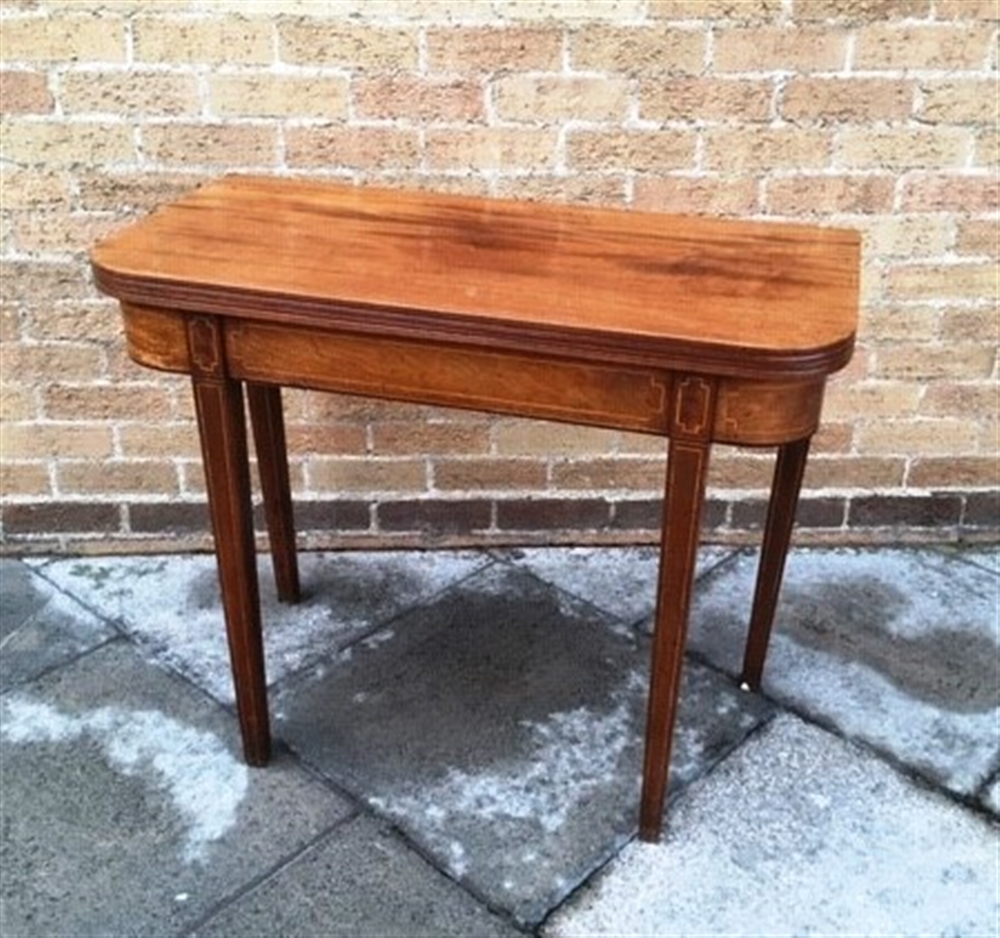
[92, 175, 859, 380]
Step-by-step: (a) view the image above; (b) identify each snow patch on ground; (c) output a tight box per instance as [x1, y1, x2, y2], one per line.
[0, 695, 248, 864]
[374, 670, 644, 846]
[34, 552, 487, 704]
[545, 716, 1000, 937]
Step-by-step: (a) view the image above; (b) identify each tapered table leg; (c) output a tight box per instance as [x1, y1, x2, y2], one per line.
[740, 437, 811, 691]
[639, 434, 713, 842]
[193, 373, 271, 766]
[246, 382, 301, 604]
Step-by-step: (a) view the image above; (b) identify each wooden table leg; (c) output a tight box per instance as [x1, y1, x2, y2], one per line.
[246, 382, 301, 604]
[740, 437, 811, 691]
[192, 371, 271, 766]
[639, 431, 713, 842]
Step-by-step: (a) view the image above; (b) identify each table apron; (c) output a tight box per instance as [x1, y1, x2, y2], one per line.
[122, 303, 826, 446]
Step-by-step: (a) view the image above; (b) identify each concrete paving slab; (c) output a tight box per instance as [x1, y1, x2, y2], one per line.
[983, 776, 1000, 814]
[688, 547, 1000, 797]
[944, 545, 1000, 575]
[276, 562, 772, 926]
[191, 815, 520, 938]
[0, 558, 115, 691]
[32, 551, 488, 704]
[498, 545, 735, 629]
[545, 714, 1000, 938]
[1, 558, 43, 634]
[0, 641, 352, 938]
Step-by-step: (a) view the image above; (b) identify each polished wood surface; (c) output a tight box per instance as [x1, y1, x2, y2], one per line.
[93, 175, 859, 379]
[92, 177, 859, 843]
[122, 302, 831, 445]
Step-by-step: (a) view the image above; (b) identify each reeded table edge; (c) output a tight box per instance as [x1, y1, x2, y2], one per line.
[92, 262, 856, 382]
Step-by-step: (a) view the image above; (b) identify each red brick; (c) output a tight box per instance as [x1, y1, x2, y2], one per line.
[933, 0, 999, 19]
[1, 14, 126, 63]
[43, 385, 174, 421]
[135, 15, 272, 66]
[839, 128, 971, 171]
[426, 26, 562, 72]
[938, 307, 998, 342]
[703, 128, 831, 172]
[714, 26, 848, 72]
[210, 73, 349, 120]
[354, 75, 484, 122]
[874, 342, 995, 379]
[496, 498, 611, 530]
[793, 0, 930, 19]
[641, 78, 772, 123]
[76, 172, 209, 213]
[802, 456, 906, 489]
[285, 126, 420, 171]
[279, 20, 418, 69]
[908, 457, 999, 488]
[920, 382, 998, 416]
[975, 130, 999, 169]
[372, 422, 489, 456]
[919, 79, 998, 126]
[425, 127, 557, 172]
[862, 216, 953, 259]
[781, 78, 914, 123]
[494, 175, 627, 207]
[434, 458, 547, 490]
[292, 500, 372, 533]
[900, 174, 999, 212]
[850, 494, 962, 528]
[0, 461, 51, 497]
[565, 129, 697, 173]
[493, 75, 629, 123]
[61, 70, 199, 116]
[854, 24, 995, 70]
[887, 263, 997, 302]
[141, 123, 277, 168]
[571, 25, 706, 73]
[0, 70, 53, 114]
[1, 342, 105, 383]
[1, 502, 121, 535]
[651, 0, 783, 18]
[964, 492, 1000, 528]
[856, 419, 978, 455]
[0, 261, 86, 307]
[551, 457, 666, 491]
[955, 219, 999, 258]
[57, 459, 179, 496]
[0, 168, 71, 209]
[2, 120, 134, 166]
[765, 175, 895, 215]
[377, 499, 491, 534]
[633, 175, 759, 215]
[1, 422, 114, 459]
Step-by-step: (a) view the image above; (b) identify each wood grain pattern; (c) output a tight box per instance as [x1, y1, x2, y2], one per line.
[226, 318, 672, 435]
[714, 376, 826, 445]
[186, 317, 270, 767]
[119, 306, 827, 447]
[640, 374, 718, 841]
[93, 175, 859, 381]
[121, 302, 190, 372]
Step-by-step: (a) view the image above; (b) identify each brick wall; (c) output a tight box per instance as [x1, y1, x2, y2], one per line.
[1, 0, 997, 553]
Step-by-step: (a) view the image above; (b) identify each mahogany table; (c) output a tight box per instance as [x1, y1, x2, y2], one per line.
[91, 176, 859, 841]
